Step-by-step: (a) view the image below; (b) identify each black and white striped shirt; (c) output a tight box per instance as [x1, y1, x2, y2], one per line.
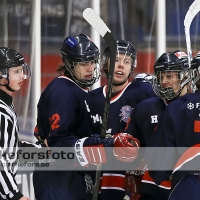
[0, 89, 42, 200]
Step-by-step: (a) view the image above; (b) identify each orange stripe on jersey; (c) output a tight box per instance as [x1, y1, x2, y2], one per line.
[103, 83, 131, 103]
[173, 144, 200, 173]
[100, 173, 125, 190]
[194, 120, 200, 132]
[142, 170, 171, 189]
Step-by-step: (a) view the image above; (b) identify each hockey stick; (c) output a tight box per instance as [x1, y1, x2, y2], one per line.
[184, 0, 200, 68]
[83, 8, 117, 200]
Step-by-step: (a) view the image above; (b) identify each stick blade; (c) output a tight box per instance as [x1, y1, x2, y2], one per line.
[83, 8, 111, 37]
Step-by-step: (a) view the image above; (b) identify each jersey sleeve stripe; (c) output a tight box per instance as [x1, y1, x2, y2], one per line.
[142, 170, 171, 189]
[100, 173, 125, 191]
[173, 144, 200, 173]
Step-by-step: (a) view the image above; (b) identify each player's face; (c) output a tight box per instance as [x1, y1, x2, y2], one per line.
[8, 66, 25, 91]
[74, 61, 95, 81]
[159, 71, 181, 94]
[108, 54, 132, 85]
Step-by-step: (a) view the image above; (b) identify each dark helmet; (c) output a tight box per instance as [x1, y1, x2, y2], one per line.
[60, 33, 101, 87]
[133, 73, 155, 84]
[102, 40, 137, 78]
[191, 51, 200, 90]
[153, 50, 190, 101]
[0, 47, 30, 79]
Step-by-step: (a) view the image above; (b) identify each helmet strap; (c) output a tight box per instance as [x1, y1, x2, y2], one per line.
[1, 72, 15, 92]
[6, 84, 15, 92]
[0, 80, 15, 92]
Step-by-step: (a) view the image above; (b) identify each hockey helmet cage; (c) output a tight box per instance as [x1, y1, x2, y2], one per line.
[60, 33, 101, 87]
[102, 40, 137, 78]
[191, 51, 200, 90]
[153, 50, 190, 101]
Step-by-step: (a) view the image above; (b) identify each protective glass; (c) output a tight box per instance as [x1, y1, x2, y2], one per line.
[0, 64, 31, 79]
[11, 64, 31, 79]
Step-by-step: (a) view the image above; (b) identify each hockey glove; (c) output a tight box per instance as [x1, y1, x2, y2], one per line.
[113, 133, 140, 162]
[74, 134, 114, 166]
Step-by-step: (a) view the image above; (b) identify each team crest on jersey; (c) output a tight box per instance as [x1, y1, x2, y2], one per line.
[119, 105, 133, 122]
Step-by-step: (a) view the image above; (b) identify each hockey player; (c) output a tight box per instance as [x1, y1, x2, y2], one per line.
[146, 52, 200, 200]
[126, 50, 191, 200]
[32, 34, 114, 200]
[0, 47, 46, 200]
[89, 40, 155, 200]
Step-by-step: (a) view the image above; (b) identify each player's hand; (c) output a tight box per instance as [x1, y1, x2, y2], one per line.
[35, 139, 47, 147]
[19, 196, 30, 200]
[113, 133, 140, 162]
[74, 134, 114, 166]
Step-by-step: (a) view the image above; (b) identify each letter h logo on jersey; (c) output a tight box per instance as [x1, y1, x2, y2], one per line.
[151, 115, 158, 123]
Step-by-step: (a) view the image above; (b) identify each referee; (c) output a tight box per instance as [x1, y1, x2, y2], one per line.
[0, 47, 45, 200]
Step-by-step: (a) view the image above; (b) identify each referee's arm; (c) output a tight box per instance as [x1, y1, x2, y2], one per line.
[0, 117, 23, 200]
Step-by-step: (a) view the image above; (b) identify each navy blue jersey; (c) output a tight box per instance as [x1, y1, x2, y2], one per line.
[147, 93, 200, 187]
[127, 97, 166, 147]
[89, 81, 155, 200]
[127, 97, 171, 200]
[33, 75, 97, 200]
[90, 81, 156, 136]
[35, 75, 95, 147]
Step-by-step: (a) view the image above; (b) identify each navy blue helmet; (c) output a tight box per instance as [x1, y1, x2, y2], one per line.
[153, 50, 190, 101]
[60, 33, 101, 87]
[102, 40, 137, 78]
